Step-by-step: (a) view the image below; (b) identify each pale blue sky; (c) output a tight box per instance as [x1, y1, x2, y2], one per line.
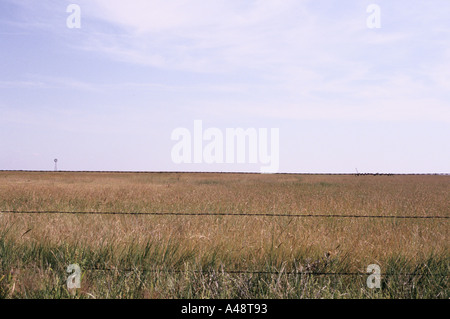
[0, 0, 449, 173]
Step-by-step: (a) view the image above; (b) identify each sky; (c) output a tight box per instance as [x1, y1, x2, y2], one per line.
[0, 0, 449, 173]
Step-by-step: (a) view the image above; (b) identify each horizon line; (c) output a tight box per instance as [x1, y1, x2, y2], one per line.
[0, 170, 448, 176]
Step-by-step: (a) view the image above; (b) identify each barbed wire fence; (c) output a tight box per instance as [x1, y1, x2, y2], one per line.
[1, 210, 448, 279]
[1, 210, 449, 219]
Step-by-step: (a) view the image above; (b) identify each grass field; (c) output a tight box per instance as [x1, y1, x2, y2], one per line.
[0, 171, 448, 299]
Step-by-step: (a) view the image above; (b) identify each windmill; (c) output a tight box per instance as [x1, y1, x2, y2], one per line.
[54, 159, 58, 172]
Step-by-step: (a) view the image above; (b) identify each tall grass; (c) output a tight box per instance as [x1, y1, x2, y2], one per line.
[0, 172, 448, 298]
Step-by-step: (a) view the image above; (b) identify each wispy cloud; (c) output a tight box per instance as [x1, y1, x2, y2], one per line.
[3, 1, 450, 122]
[0, 75, 99, 91]
[68, 1, 449, 117]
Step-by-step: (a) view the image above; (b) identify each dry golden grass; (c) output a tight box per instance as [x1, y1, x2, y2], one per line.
[0, 172, 448, 298]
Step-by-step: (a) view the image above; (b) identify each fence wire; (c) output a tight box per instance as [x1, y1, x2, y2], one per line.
[1, 208, 448, 278]
[1, 266, 448, 277]
[1, 210, 448, 219]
